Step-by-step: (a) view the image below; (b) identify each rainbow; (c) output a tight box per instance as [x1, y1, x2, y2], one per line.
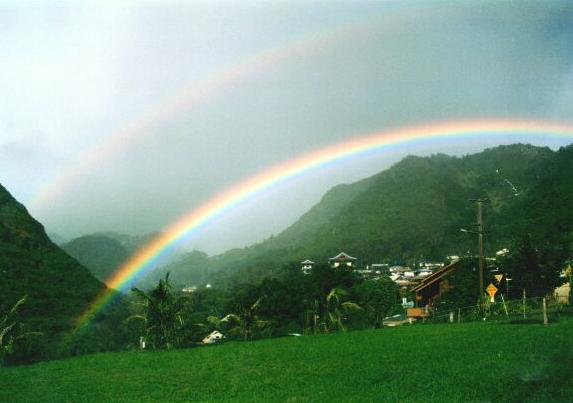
[29, 2, 453, 213]
[73, 118, 573, 330]
[28, 14, 387, 212]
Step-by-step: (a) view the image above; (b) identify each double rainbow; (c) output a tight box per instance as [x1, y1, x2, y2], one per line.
[74, 118, 573, 330]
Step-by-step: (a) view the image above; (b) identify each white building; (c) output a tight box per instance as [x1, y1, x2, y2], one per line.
[202, 331, 225, 344]
[301, 259, 315, 275]
[329, 252, 356, 269]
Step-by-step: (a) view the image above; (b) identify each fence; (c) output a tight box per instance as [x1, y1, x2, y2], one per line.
[422, 295, 572, 325]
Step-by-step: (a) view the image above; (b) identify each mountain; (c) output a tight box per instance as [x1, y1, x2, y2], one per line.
[61, 235, 131, 284]
[61, 231, 186, 287]
[47, 232, 67, 245]
[150, 144, 572, 289]
[136, 249, 210, 290]
[0, 183, 107, 363]
[95, 231, 162, 252]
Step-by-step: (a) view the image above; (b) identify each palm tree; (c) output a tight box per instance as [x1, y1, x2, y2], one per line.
[129, 273, 188, 350]
[0, 296, 41, 365]
[325, 288, 361, 332]
[221, 297, 268, 341]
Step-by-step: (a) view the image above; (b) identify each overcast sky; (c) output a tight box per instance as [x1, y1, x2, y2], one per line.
[1, 1, 573, 254]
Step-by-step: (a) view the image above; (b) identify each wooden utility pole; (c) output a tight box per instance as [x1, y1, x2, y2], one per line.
[470, 198, 489, 298]
[477, 200, 485, 296]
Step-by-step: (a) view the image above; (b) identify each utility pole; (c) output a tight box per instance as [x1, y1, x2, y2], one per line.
[473, 198, 487, 297]
[463, 198, 489, 306]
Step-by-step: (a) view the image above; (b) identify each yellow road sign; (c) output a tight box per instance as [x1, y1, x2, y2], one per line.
[494, 274, 504, 283]
[486, 283, 498, 302]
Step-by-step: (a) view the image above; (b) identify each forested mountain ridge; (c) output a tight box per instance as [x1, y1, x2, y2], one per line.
[146, 144, 571, 290]
[0, 184, 106, 362]
[61, 235, 130, 284]
[62, 231, 186, 286]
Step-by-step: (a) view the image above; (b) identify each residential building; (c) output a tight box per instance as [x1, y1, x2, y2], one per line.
[329, 252, 356, 269]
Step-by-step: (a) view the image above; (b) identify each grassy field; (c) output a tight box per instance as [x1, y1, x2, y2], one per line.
[1, 318, 572, 402]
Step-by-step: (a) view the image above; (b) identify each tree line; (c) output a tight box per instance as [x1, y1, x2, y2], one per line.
[2, 232, 570, 363]
[127, 263, 402, 350]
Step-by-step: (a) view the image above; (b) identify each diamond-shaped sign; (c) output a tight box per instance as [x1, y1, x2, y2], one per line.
[486, 283, 498, 302]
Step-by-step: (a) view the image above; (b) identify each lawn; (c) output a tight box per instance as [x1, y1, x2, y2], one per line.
[1, 318, 572, 402]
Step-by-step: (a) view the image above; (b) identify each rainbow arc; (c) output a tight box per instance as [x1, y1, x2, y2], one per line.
[73, 118, 573, 331]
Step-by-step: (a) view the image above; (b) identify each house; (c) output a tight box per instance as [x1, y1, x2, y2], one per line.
[301, 259, 315, 275]
[407, 261, 460, 318]
[371, 263, 390, 274]
[389, 265, 411, 274]
[415, 269, 432, 278]
[202, 330, 225, 344]
[354, 267, 382, 279]
[554, 282, 570, 304]
[329, 252, 356, 269]
[417, 261, 445, 271]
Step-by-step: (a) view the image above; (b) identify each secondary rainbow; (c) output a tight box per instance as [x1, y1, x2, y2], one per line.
[74, 118, 573, 330]
[28, 14, 388, 212]
[29, 2, 447, 212]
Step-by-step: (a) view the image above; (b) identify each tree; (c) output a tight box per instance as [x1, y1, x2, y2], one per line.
[568, 264, 573, 305]
[500, 235, 567, 298]
[354, 278, 400, 328]
[221, 297, 268, 341]
[304, 298, 321, 335]
[324, 288, 361, 332]
[0, 296, 40, 366]
[129, 273, 188, 350]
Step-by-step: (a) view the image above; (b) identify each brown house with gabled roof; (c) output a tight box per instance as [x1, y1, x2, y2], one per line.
[407, 260, 460, 318]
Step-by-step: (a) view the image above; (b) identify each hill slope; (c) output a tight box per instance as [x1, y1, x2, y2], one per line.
[1, 319, 571, 402]
[61, 235, 130, 284]
[153, 144, 572, 289]
[63, 231, 186, 287]
[0, 184, 106, 362]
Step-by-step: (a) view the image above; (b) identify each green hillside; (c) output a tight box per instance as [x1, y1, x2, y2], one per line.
[62, 235, 130, 284]
[97, 231, 162, 252]
[0, 184, 109, 362]
[151, 144, 572, 289]
[63, 231, 185, 288]
[1, 318, 571, 402]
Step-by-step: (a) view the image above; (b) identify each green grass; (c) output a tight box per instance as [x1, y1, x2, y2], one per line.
[1, 319, 572, 402]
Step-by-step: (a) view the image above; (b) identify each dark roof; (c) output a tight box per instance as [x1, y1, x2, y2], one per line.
[411, 261, 460, 293]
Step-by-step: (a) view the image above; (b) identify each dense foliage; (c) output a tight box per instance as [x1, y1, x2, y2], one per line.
[498, 234, 570, 299]
[0, 296, 40, 366]
[129, 273, 189, 349]
[126, 263, 401, 350]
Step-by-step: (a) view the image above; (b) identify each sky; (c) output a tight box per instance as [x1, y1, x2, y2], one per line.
[1, 0, 573, 255]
